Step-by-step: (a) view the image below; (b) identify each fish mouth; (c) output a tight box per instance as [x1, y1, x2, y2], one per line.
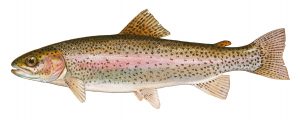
[11, 64, 38, 80]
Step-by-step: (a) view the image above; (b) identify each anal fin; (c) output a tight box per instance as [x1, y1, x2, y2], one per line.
[134, 88, 160, 109]
[194, 75, 230, 99]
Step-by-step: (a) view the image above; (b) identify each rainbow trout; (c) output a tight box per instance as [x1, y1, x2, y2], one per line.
[11, 9, 289, 108]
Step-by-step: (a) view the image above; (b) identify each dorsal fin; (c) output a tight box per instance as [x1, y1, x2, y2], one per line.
[119, 9, 170, 38]
[215, 40, 231, 47]
[194, 75, 230, 99]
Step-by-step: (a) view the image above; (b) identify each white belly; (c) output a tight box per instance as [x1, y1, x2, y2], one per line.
[50, 75, 221, 92]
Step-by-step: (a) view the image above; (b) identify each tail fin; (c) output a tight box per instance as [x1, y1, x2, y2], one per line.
[252, 28, 289, 80]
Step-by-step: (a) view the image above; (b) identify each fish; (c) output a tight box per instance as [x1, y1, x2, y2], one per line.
[11, 9, 289, 109]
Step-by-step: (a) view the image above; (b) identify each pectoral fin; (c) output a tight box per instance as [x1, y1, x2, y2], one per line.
[135, 88, 160, 109]
[194, 75, 230, 99]
[65, 75, 86, 102]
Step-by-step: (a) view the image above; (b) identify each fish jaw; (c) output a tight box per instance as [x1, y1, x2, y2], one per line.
[11, 55, 38, 80]
[11, 64, 39, 80]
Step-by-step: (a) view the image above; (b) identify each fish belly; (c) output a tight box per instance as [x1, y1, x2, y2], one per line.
[51, 74, 221, 92]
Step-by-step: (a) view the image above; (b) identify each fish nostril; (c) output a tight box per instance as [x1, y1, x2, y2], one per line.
[11, 61, 15, 67]
[11, 61, 19, 68]
[11, 62, 16, 68]
[11, 59, 20, 67]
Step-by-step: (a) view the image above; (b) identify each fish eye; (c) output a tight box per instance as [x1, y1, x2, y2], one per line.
[26, 56, 38, 67]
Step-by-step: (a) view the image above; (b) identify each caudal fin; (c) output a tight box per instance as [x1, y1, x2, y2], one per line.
[252, 28, 289, 80]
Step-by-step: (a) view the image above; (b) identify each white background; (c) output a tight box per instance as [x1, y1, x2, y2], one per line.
[0, 0, 299, 120]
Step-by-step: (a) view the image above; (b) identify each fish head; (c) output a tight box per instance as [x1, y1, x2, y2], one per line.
[11, 47, 66, 83]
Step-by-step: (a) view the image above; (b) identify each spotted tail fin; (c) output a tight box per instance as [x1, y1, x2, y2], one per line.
[252, 28, 289, 80]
